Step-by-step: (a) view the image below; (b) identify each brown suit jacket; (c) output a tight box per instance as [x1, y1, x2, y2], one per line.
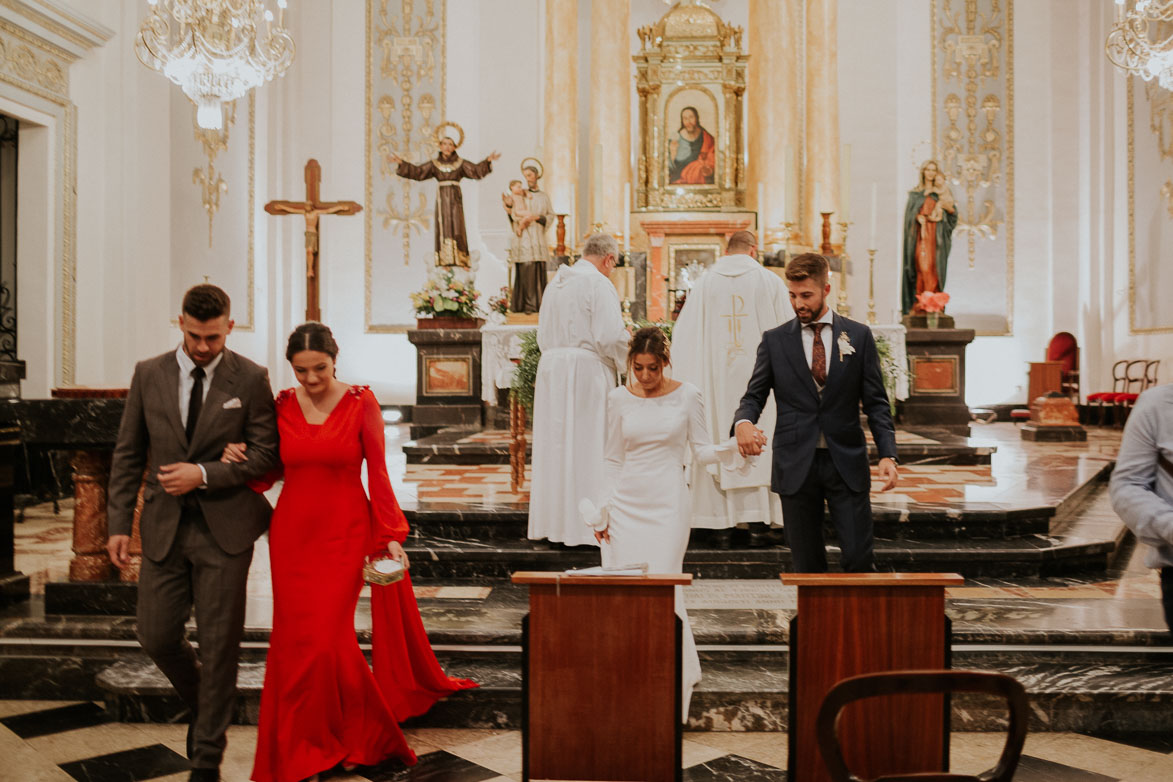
[107, 348, 279, 561]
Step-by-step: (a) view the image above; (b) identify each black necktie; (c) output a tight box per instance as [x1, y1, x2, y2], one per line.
[186, 367, 205, 442]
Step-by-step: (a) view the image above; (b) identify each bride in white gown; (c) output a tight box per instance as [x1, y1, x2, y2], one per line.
[585, 326, 747, 721]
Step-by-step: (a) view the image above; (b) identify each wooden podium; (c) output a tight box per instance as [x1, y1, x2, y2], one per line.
[512, 572, 691, 782]
[783, 573, 964, 782]
[1027, 361, 1064, 404]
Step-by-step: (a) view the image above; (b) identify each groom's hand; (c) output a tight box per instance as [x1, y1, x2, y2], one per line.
[877, 457, 899, 491]
[158, 463, 204, 495]
[736, 421, 765, 457]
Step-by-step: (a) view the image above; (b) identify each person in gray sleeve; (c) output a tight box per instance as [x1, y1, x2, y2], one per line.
[1109, 384, 1173, 633]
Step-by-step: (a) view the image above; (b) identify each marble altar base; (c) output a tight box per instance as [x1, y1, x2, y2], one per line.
[901, 327, 976, 435]
[406, 328, 484, 439]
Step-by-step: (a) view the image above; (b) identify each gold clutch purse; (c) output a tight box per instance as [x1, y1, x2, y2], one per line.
[363, 556, 407, 586]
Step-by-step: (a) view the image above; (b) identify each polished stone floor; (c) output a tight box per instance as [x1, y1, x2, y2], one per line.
[3, 698, 1173, 781]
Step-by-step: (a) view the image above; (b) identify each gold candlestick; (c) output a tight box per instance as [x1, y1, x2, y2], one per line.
[820, 212, 834, 255]
[781, 221, 797, 259]
[866, 248, 877, 325]
[836, 221, 851, 317]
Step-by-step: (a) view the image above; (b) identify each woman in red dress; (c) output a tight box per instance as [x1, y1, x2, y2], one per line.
[240, 322, 476, 782]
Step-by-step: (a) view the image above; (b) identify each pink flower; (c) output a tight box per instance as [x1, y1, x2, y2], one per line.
[916, 290, 950, 313]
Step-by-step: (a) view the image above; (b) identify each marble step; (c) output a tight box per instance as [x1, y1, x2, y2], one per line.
[402, 532, 1124, 580]
[403, 430, 996, 466]
[91, 650, 1173, 734]
[406, 506, 1058, 542]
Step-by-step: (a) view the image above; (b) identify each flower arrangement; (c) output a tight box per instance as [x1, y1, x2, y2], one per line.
[410, 268, 482, 319]
[916, 290, 950, 313]
[874, 333, 908, 417]
[487, 286, 510, 317]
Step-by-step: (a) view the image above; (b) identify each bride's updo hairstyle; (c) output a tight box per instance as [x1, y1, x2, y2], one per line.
[627, 325, 671, 375]
[286, 321, 340, 362]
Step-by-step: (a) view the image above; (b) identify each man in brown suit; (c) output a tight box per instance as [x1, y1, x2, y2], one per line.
[107, 285, 278, 782]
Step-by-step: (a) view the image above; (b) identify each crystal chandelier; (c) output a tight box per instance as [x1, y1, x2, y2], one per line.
[136, 0, 295, 129]
[1107, 0, 1173, 91]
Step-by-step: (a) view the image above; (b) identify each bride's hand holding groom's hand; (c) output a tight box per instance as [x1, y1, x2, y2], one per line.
[735, 421, 767, 457]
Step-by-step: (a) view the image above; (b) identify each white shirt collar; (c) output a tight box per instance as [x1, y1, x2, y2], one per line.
[175, 344, 225, 378]
[806, 308, 834, 328]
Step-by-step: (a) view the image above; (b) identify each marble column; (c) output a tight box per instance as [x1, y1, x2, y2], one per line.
[588, 0, 631, 234]
[544, 0, 578, 246]
[748, 0, 801, 243]
[804, 0, 840, 248]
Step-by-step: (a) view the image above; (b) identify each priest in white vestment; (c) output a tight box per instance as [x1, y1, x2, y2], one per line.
[673, 231, 789, 538]
[528, 233, 630, 546]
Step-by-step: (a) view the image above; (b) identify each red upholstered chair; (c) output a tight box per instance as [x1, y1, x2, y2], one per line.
[1087, 360, 1129, 425]
[1045, 332, 1080, 401]
[816, 670, 1029, 782]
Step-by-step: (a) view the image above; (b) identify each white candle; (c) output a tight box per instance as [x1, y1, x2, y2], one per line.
[869, 182, 878, 249]
[840, 145, 851, 221]
[592, 143, 604, 228]
[814, 182, 823, 216]
[785, 146, 797, 222]
[779, 159, 789, 227]
[622, 187, 631, 251]
[757, 183, 766, 227]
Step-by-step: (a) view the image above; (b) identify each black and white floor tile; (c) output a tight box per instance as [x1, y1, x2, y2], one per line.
[3, 700, 1173, 782]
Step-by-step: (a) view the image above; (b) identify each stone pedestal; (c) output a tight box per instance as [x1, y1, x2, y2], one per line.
[901, 327, 975, 435]
[407, 328, 484, 439]
[1022, 393, 1087, 442]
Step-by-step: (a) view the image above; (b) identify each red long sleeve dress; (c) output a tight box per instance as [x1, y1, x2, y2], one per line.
[251, 386, 476, 782]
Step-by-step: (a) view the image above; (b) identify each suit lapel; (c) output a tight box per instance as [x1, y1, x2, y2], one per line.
[154, 352, 188, 447]
[825, 312, 844, 389]
[188, 350, 240, 456]
[780, 319, 821, 403]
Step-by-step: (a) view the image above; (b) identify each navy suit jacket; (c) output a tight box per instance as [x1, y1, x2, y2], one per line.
[731, 312, 897, 495]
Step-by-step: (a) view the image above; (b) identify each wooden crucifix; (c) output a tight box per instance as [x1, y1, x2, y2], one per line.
[265, 159, 362, 322]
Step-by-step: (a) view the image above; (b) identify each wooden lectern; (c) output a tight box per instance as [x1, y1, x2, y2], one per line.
[782, 573, 964, 782]
[512, 572, 691, 782]
[1027, 361, 1064, 403]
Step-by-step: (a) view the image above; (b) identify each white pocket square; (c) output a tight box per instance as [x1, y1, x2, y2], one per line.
[222, 397, 242, 409]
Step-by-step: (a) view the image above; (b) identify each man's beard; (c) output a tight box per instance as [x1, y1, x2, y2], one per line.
[793, 297, 825, 323]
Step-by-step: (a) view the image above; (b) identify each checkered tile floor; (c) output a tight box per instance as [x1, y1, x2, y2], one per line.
[3, 700, 1171, 781]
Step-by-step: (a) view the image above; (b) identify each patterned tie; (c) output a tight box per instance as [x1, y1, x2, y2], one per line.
[186, 366, 205, 442]
[810, 323, 827, 387]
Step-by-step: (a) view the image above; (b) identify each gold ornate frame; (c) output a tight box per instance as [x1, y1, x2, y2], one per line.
[1128, 76, 1173, 334]
[930, 0, 1014, 337]
[666, 240, 722, 303]
[633, 3, 746, 211]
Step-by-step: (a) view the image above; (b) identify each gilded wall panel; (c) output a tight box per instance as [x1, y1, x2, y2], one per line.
[365, 0, 446, 333]
[170, 94, 256, 331]
[1129, 77, 1173, 334]
[932, 0, 1013, 335]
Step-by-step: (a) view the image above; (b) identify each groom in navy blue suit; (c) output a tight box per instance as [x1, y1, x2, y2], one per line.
[732, 253, 898, 572]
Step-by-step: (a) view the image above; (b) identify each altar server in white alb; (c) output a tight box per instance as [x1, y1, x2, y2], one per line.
[672, 231, 789, 542]
[528, 233, 630, 546]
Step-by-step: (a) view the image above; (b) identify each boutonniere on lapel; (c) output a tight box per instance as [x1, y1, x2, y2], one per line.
[837, 331, 855, 362]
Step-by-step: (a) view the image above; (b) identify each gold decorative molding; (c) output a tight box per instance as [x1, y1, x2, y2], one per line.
[365, 0, 446, 333]
[1147, 81, 1173, 161]
[932, 0, 1013, 337]
[0, 0, 112, 56]
[61, 102, 75, 384]
[1128, 76, 1173, 334]
[0, 20, 69, 101]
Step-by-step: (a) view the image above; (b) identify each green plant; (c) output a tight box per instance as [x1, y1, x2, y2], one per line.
[874, 333, 907, 417]
[410, 268, 482, 318]
[511, 329, 541, 415]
